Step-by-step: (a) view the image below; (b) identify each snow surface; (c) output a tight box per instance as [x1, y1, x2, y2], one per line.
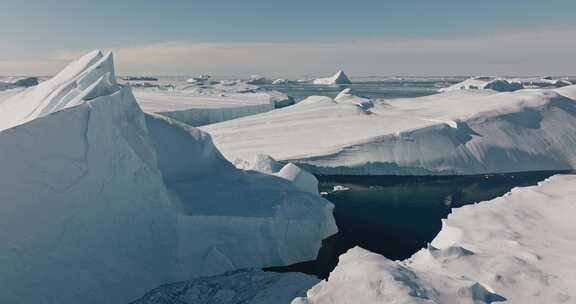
[294, 174, 576, 304]
[312, 70, 351, 85]
[0, 50, 336, 304]
[237, 154, 320, 195]
[132, 269, 319, 304]
[133, 84, 293, 126]
[203, 87, 576, 175]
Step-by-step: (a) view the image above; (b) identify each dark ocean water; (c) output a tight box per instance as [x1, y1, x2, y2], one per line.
[260, 78, 463, 102]
[267, 171, 568, 278]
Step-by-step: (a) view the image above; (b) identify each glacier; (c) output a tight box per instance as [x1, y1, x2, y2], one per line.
[0, 50, 336, 304]
[202, 86, 576, 175]
[312, 70, 351, 85]
[293, 174, 576, 304]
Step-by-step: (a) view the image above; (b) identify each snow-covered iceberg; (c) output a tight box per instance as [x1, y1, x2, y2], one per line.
[313, 70, 351, 85]
[522, 77, 573, 88]
[294, 174, 576, 303]
[133, 269, 319, 304]
[134, 85, 293, 126]
[203, 87, 576, 175]
[440, 77, 524, 92]
[0, 50, 336, 304]
[0, 76, 39, 91]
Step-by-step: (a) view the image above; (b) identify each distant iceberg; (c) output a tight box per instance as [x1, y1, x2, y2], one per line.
[313, 70, 352, 85]
[0, 76, 39, 91]
[0, 50, 336, 304]
[440, 76, 524, 92]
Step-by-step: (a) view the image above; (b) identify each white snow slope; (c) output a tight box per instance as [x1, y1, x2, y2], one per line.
[294, 174, 576, 304]
[0, 50, 336, 304]
[203, 87, 576, 175]
[133, 85, 293, 126]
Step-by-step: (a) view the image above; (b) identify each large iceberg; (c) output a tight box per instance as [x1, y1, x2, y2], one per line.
[0, 50, 336, 304]
[133, 83, 293, 126]
[202, 87, 576, 175]
[294, 174, 576, 303]
[312, 70, 351, 85]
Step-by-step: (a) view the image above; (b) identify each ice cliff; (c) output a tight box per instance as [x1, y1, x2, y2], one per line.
[134, 83, 293, 126]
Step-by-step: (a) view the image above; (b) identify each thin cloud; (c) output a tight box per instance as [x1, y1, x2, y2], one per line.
[2, 26, 576, 77]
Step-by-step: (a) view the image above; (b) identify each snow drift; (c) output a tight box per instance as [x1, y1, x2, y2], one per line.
[203, 87, 576, 175]
[294, 174, 576, 303]
[313, 70, 351, 85]
[0, 50, 336, 304]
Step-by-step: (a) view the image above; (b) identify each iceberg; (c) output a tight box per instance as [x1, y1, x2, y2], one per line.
[0, 50, 336, 304]
[440, 77, 524, 92]
[247, 75, 271, 85]
[133, 86, 293, 126]
[294, 174, 576, 303]
[312, 70, 352, 85]
[202, 86, 576, 175]
[272, 78, 291, 85]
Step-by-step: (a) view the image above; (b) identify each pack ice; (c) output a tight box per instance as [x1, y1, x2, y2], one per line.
[203, 86, 576, 175]
[0, 50, 336, 304]
[133, 81, 293, 126]
[293, 174, 576, 304]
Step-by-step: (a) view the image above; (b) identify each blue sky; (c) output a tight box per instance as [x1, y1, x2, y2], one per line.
[1, 0, 576, 76]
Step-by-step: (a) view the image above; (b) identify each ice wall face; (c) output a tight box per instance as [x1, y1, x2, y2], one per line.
[134, 87, 293, 127]
[0, 51, 337, 304]
[294, 174, 576, 303]
[203, 88, 576, 175]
